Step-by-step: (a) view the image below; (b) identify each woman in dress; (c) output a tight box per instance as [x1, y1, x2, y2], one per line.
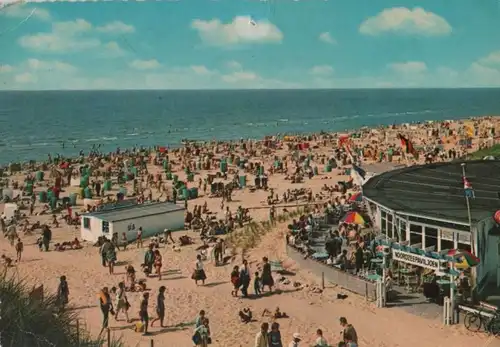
[193, 254, 207, 285]
[261, 257, 274, 292]
[150, 286, 166, 328]
[153, 249, 162, 280]
[114, 281, 130, 322]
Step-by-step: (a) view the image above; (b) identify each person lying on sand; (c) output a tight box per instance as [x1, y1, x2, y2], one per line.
[262, 307, 287, 319]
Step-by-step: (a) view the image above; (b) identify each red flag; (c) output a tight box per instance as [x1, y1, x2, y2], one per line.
[397, 133, 418, 159]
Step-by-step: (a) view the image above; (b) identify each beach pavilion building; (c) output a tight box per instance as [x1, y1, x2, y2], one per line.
[362, 160, 500, 298]
[80, 202, 185, 243]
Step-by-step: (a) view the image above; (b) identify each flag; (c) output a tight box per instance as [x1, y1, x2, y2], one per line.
[338, 135, 354, 161]
[351, 164, 366, 186]
[463, 176, 475, 198]
[352, 164, 366, 180]
[397, 133, 419, 160]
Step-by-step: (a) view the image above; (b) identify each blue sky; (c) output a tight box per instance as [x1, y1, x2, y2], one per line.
[1, 0, 500, 90]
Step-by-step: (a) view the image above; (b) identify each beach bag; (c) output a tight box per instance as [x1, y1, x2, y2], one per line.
[135, 322, 145, 333]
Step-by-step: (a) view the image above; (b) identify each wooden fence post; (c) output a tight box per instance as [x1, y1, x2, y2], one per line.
[107, 328, 111, 347]
[321, 272, 325, 289]
[76, 319, 80, 345]
[150, 339, 154, 347]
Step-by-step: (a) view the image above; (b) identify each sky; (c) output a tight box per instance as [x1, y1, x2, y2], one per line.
[0, 0, 500, 90]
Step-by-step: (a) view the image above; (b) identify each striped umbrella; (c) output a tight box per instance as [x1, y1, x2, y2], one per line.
[447, 249, 480, 269]
[342, 211, 366, 225]
[349, 192, 363, 202]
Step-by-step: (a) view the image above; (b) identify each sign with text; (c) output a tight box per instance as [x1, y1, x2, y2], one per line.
[392, 249, 442, 270]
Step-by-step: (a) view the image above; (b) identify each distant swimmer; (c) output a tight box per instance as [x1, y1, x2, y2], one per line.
[62, 142, 65, 149]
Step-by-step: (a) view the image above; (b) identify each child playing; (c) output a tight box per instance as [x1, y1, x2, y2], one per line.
[230, 266, 240, 296]
[254, 271, 262, 296]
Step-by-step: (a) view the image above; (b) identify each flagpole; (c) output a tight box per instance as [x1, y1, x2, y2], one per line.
[461, 163, 475, 255]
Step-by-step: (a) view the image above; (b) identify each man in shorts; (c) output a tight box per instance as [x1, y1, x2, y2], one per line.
[163, 228, 175, 244]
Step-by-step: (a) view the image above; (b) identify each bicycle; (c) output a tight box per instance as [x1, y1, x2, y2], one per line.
[464, 306, 500, 336]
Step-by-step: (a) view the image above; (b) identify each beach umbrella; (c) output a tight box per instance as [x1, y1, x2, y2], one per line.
[447, 249, 480, 269]
[342, 211, 365, 225]
[349, 192, 363, 202]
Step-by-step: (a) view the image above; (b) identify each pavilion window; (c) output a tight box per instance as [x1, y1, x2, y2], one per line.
[410, 224, 423, 246]
[83, 217, 91, 230]
[457, 233, 471, 252]
[381, 210, 387, 235]
[440, 229, 454, 252]
[387, 213, 394, 239]
[398, 219, 407, 241]
[424, 227, 438, 250]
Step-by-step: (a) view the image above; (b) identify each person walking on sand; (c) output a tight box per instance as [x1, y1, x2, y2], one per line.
[240, 259, 251, 297]
[100, 238, 111, 268]
[139, 292, 150, 335]
[231, 265, 240, 296]
[192, 254, 207, 286]
[254, 322, 269, 347]
[339, 317, 357, 346]
[114, 282, 130, 322]
[144, 244, 155, 276]
[106, 244, 117, 275]
[153, 249, 163, 280]
[136, 227, 143, 248]
[261, 257, 274, 293]
[98, 287, 113, 336]
[15, 238, 23, 262]
[151, 286, 166, 328]
[57, 275, 69, 311]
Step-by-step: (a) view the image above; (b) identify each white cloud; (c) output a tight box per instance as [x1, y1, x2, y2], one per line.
[27, 58, 77, 73]
[310, 65, 334, 76]
[0, 65, 14, 73]
[19, 19, 98, 52]
[15, 72, 37, 84]
[359, 7, 452, 36]
[2, 5, 51, 21]
[97, 21, 135, 34]
[129, 59, 161, 70]
[101, 41, 126, 57]
[191, 16, 283, 46]
[318, 32, 336, 45]
[191, 65, 216, 75]
[53, 19, 92, 35]
[222, 71, 259, 83]
[477, 51, 500, 67]
[388, 61, 427, 74]
[18, 19, 133, 54]
[225, 60, 242, 70]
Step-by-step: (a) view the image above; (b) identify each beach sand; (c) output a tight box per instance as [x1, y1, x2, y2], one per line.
[1, 117, 500, 347]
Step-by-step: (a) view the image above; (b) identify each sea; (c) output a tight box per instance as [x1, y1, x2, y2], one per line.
[1, 88, 500, 165]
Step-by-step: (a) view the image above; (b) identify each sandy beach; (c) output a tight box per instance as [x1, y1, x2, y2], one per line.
[2, 117, 500, 347]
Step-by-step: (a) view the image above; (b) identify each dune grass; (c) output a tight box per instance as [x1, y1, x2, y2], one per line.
[469, 144, 500, 160]
[225, 206, 308, 260]
[0, 271, 125, 347]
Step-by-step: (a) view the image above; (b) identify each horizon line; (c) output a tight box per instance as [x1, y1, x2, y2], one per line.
[2, 87, 500, 92]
